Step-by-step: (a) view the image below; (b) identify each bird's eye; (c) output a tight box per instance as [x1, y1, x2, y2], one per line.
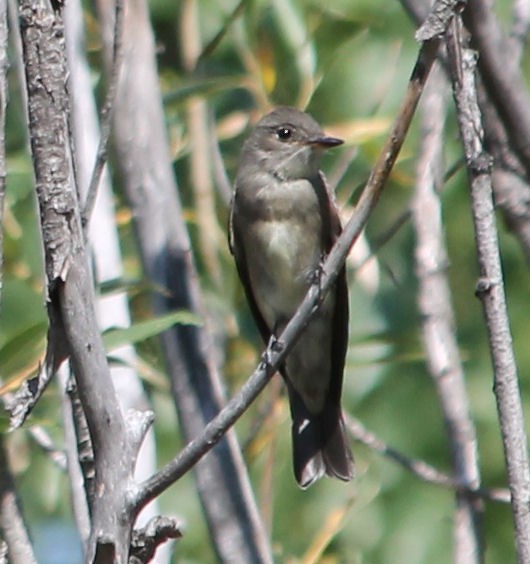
[276, 127, 293, 141]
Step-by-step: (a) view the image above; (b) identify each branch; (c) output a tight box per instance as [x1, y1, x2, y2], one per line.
[464, 0, 530, 176]
[6, 349, 65, 429]
[135, 24, 443, 510]
[346, 415, 509, 504]
[447, 20, 530, 562]
[415, 0, 464, 41]
[28, 425, 67, 471]
[61, 370, 91, 545]
[81, 0, 124, 228]
[0, 436, 37, 564]
[469, 1, 530, 266]
[412, 61, 483, 562]
[64, 0, 166, 555]
[17, 3, 148, 561]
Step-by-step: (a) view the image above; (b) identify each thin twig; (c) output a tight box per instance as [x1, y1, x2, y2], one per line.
[465, 0, 530, 176]
[197, 0, 246, 62]
[28, 426, 67, 471]
[0, 436, 37, 564]
[346, 415, 510, 504]
[447, 20, 530, 562]
[135, 31, 443, 510]
[81, 0, 124, 229]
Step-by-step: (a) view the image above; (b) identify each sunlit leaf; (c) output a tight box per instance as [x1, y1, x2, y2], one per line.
[102, 310, 202, 352]
[0, 323, 47, 391]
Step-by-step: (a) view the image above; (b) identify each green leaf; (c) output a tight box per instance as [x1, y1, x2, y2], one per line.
[102, 310, 202, 352]
[0, 322, 47, 377]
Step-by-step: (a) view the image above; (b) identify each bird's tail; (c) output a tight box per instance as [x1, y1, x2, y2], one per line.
[289, 391, 354, 489]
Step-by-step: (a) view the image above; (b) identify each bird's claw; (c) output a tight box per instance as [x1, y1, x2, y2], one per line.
[309, 258, 326, 300]
[260, 334, 285, 369]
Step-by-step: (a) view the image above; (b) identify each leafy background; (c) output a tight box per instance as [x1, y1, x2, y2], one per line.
[1, 0, 527, 562]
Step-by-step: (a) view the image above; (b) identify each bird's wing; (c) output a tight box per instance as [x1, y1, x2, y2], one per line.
[316, 171, 349, 404]
[228, 198, 272, 345]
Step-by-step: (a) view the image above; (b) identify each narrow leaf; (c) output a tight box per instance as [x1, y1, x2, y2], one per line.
[102, 310, 201, 352]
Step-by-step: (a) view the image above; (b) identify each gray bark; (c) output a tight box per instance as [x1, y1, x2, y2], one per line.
[17, 3, 149, 561]
[447, 29, 530, 563]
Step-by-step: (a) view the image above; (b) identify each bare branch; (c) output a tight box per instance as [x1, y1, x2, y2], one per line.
[28, 425, 67, 471]
[17, 3, 147, 560]
[401, 0, 530, 266]
[412, 62, 483, 562]
[464, 0, 530, 176]
[346, 416, 510, 504]
[81, 0, 124, 228]
[6, 354, 63, 430]
[60, 369, 91, 546]
[416, 0, 464, 41]
[0, 436, 37, 564]
[447, 21, 530, 562]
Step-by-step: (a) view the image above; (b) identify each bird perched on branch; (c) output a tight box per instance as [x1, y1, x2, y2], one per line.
[229, 106, 354, 488]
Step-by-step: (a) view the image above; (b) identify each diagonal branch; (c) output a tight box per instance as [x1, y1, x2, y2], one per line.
[346, 415, 509, 504]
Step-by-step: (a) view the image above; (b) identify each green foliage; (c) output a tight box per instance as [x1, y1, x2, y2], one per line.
[102, 309, 202, 352]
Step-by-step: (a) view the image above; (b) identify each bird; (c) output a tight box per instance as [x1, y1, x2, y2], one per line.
[229, 106, 354, 488]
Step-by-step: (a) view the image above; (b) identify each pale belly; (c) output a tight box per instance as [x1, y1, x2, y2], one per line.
[245, 217, 336, 413]
[246, 218, 322, 329]
[237, 177, 336, 412]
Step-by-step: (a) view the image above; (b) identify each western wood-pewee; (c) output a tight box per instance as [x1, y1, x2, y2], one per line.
[229, 106, 354, 488]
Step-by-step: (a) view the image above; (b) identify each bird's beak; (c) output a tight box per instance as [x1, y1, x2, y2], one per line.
[307, 136, 344, 149]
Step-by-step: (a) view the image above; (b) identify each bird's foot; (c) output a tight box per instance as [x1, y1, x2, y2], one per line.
[309, 258, 327, 302]
[260, 334, 285, 369]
